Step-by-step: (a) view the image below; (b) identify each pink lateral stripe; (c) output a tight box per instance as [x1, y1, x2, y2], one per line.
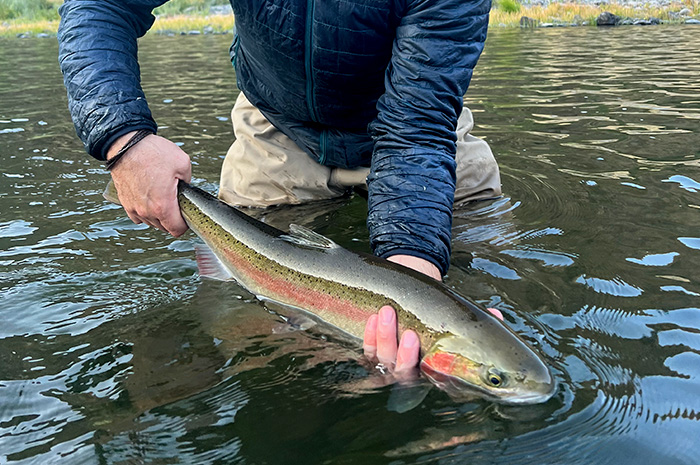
[221, 244, 370, 324]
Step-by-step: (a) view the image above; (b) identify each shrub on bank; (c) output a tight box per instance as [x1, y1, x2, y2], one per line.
[0, 0, 59, 21]
[497, 0, 522, 14]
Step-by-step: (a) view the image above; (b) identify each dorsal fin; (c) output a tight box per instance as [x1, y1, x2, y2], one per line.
[279, 224, 338, 249]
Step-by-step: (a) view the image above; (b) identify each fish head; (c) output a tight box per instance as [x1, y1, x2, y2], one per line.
[420, 333, 556, 404]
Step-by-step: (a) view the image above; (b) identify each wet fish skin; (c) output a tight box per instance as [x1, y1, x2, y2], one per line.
[105, 180, 556, 404]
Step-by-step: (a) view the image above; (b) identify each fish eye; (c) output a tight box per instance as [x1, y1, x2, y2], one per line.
[487, 369, 504, 387]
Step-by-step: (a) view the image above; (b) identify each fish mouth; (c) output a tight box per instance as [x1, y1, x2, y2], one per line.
[495, 390, 556, 405]
[420, 361, 556, 405]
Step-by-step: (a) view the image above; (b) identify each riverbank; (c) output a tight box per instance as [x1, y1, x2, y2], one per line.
[0, 0, 699, 38]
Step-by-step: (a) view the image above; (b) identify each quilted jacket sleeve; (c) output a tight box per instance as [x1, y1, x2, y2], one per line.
[58, 0, 167, 160]
[367, 0, 490, 276]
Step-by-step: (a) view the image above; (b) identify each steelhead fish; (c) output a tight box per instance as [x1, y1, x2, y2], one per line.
[105, 180, 555, 404]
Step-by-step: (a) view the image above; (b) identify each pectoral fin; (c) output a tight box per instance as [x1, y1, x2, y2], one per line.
[387, 381, 433, 414]
[195, 243, 234, 281]
[271, 313, 318, 334]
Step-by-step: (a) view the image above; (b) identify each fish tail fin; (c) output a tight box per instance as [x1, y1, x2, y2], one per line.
[103, 180, 121, 205]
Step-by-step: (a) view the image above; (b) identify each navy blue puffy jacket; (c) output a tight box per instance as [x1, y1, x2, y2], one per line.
[58, 0, 491, 275]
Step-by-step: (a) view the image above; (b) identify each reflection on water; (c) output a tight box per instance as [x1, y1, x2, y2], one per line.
[1, 27, 699, 463]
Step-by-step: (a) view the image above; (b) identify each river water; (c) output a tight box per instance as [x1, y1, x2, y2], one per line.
[1, 26, 699, 464]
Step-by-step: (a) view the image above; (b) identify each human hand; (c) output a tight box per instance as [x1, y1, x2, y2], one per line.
[363, 254, 505, 375]
[361, 254, 439, 378]
[363, 305, 421, 379]
[363, 305, 505, 376]
[107, 131, 192, 236]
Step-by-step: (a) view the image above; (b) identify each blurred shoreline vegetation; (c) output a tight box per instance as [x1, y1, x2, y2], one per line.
[495, 0, 522, 15]
[491, 0, 698, 25]
[0, 0, 236, 37]
[0, 0, 698, 37]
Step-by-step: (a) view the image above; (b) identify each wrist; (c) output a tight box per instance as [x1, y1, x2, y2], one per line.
[106, 131, 139, 161]
[387, 254, 442, 281]
[105, 127, 156, 161]
[105, 131, 136, 161]
[105, 129, 153, 171]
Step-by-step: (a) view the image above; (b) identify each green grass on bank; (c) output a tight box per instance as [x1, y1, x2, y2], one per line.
[0, 0, 60, 21]
[0, 0, 232, 21]
[0, 0, 234, 37]
[491, 0, 698, 25]
[1, 0, 699, 37]
[495, 0, 522, 15]
[152, 0, 231, 16]
[0, 0, 233, 27]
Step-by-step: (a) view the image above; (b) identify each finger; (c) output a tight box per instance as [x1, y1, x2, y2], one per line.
[395, 330, 420, 376]
[142, 215, 167, 233]
[180, 170, 192, 184]
[153, 220, 167, 233]
[363, 314, 378, 360]
[124, 210, 143, 225]
[139, 199, 170, 234]
[376, 305, 398, 368]
[126, 200, 163, 231]
[159, 178, 188, 237]
[126, 209, 160, 232]
[160, 204, 189, 237]
[487, 307, 504, 321]
[129, 212, 161, 233]
[167, 217, 189, 237]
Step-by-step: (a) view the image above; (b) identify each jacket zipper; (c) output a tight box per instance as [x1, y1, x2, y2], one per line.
[305, 0, 325, 164]
[319, 129, 328, 165]
[304, 0, 319, 123]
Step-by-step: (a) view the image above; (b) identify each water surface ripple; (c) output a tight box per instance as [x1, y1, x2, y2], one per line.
[1, 27, 699, 464]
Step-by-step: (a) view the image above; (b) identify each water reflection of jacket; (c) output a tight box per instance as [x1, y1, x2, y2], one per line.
[58, 0, 491, 274]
